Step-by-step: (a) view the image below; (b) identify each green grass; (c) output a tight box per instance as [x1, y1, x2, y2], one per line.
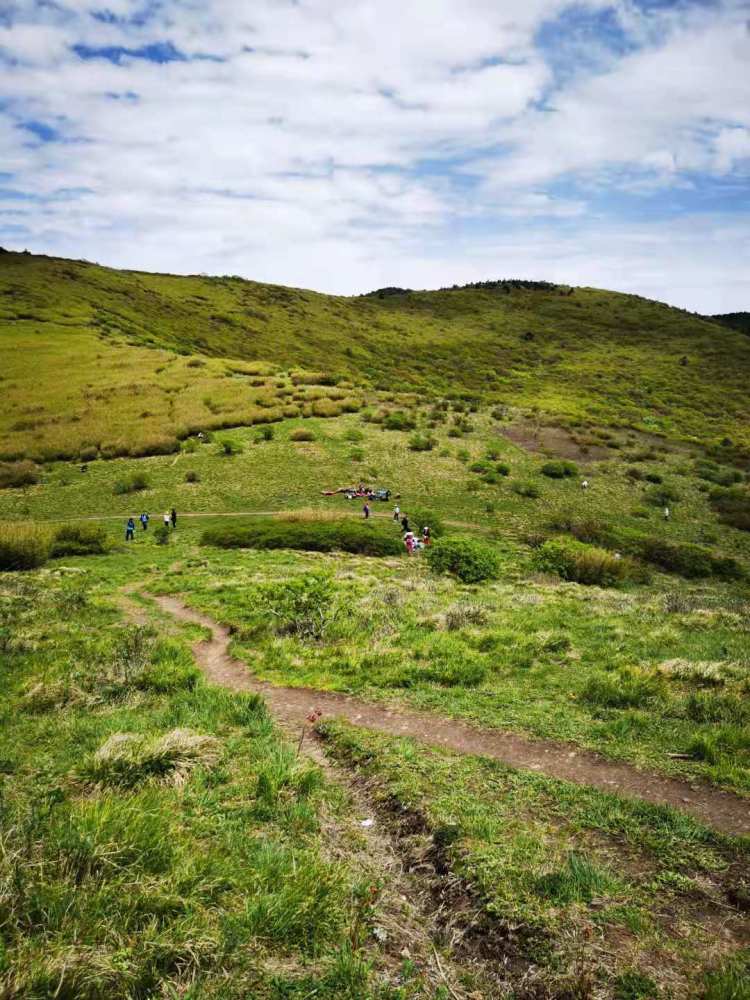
[0, 570, 442, 998]
[319, 719, 750, 997]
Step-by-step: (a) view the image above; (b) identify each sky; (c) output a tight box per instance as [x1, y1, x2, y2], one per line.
[0, 0, 748, 312]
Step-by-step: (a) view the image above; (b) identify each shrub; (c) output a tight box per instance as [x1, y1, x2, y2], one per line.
[534, 537, 636, 586]
[382, 410, 416, 431]
[512, 480, 541, 499]
[541, 460, 578, 479]
[409, 433, 436, 452]
[685, 692, 749, 726]
[643, 484, 680, 507]
[113, 471, 149, 494]
[695, 460, 743, 487]
[185, 470, 200, 483]
[218, 437, 243, 455]
[50, 523, 107, 558]
[0, 460, 39, 489]
[290, 428, 315, 442]
[201, 518, 403, 557]
[427, 537, 502, 583]
[154, 525, 170, 546]
[78, 446, 99, 462]
[495, 462, 510, 476]
[129, 436, 180, 457]
[709, 486, 750, 532]
[644, 472, 663, 484]
[256, 426, 275, 442]
[636, 538, 743, 580]
[0, 522, 50, 570]
[469, 460, 490, 474]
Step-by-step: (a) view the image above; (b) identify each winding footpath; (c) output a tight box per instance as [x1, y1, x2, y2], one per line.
[132, 591, 750, 838]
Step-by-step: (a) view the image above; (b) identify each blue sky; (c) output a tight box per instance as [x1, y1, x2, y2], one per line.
[0, 0, 748, 311]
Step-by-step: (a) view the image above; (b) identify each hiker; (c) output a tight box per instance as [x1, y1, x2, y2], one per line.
[401, 514, 409, 534]
[171, 507, 177, 529]
[363, 502, 370, 520]
[393, 504, 400, 521]
[140, 512, 149, 531]
[664, 506, 670, 521]
[422, 525, 431, 545]
[581, 479, 589, 490]
[404, 531, 415, 555]
[125, 517, 135, 542]
[163, 511, 170, 529]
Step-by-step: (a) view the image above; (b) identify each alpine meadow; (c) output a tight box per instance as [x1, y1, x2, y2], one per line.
[1, 246, 750, 999]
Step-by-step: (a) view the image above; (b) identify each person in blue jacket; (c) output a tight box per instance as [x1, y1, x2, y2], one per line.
[125, 517, 135, 541]
[140, 512, 149, 530]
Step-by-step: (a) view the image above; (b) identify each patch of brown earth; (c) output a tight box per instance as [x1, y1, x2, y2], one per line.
[500, 421, 612, 461]
[147, 592, 750, 838]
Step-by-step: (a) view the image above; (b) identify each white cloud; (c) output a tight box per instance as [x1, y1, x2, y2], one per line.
[0, 0, 748, 312]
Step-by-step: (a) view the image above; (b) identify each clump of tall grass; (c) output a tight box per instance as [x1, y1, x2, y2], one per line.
[0, 459, 39, 489]
[82, 729, 222, 788]
[0, 522, 51, 570]
[50, 523, 108, 558]
[112, 471, 149, 494]
[534, 537, 638, 586]
[582, 670, 662, 709]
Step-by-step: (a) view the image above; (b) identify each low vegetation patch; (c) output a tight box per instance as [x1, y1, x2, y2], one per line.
[201, 516, 403, 556]
[0, 521, 50, 570]
[0, 460, 39, 489]
[540, 459, 578, 479]
[82, 728, 222, 788]
[49, 522, 108, 558]
[427, 536, 502, 583]
[534, 536, 638, 586]
[709, 485, 750, 532]
[112, 470, 150, 494]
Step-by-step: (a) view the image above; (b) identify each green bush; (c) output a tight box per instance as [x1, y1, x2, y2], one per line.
[260, 573, 336, 640]
[50, 523, 108, 558]
[636, 538, 744, 580]
[0, 460, 39, 489]
[201, 518, 403, 557]
[512, 480, 541, 499]
[643, 484, 680, 507]
[534, 537, 637, 586]
[540, 460, 578, 479]
[290, 428, 315, 442]
[709, 486, 750, 532]
[154, 525, 170, 546]
[408, 433, 436, 452]
[382, 410, 416, 431]
[113, 471, 149, 494]
[495, 462, 510, 476]
[218, 437, 244, 454]
[469, 460, 490, 474]
[427, 537, 502, 583]
[185, 470, 200, 483]
[695, 460, 743, 487]
[0, 523, 50, 570]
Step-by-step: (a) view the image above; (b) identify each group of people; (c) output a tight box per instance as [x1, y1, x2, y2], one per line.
[125, 508, 177, 541]
[359, 499, 430, 555]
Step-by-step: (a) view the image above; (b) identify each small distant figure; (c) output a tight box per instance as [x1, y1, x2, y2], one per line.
[80, 464, 88, 473]
[125, 517, 135, 542]
[197, 431, 204, 441]
[663, 506, 670, 521]
[171, 507, 177, 529]
[363, 502, 370, 520]
[393, 504, 400, 521]
[404, 531, 415, 555]
[581, 479, 589, 490]
[140, 512, 149, 531]
[401, 514, 409, 534]
[163, 511, 170, 529]
[422, 525, 431, 545]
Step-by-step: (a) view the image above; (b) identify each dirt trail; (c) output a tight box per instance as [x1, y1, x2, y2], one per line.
[146, 593, 750, 838]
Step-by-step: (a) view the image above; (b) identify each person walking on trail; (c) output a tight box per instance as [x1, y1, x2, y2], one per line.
[404, 531, 415, 555]
[664, 506, 670, 521]
[401, 514, 409, 534]
[363, 502, 370, 520]
[163, 511, 170, 529]
[422, 525, 431, 545]
[581, 479, 589, 490]
[170, 507, 177, 529]
[140, 512, 149, 531]
[393, 504, 400, 522]
[125, 517, 135, 542]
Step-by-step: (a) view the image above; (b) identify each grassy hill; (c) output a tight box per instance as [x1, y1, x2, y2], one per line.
[2, 250, 750, 464]
[2, 250, 750, 997]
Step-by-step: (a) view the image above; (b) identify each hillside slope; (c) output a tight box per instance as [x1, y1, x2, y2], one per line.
[1, 249, 749, 462]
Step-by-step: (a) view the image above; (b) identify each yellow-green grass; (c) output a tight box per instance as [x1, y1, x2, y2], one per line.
[2, 251, 750, 465]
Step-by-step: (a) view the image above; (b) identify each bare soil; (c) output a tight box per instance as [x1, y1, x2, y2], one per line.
[145, 592, 750, 838]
